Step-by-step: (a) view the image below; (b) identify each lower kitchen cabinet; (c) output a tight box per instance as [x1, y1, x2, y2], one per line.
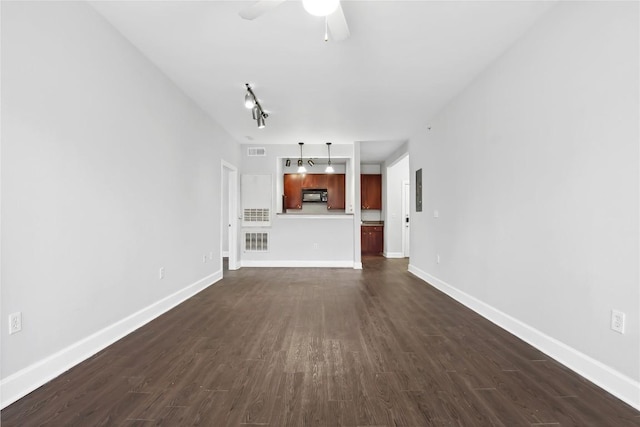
[361, 225, 383, 255]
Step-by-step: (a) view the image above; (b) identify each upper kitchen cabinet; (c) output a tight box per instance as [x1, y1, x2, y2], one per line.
[302, 174, 327, 189]
[284, 174, 303, 209]
[361, 174, 382, 210]
[326, 174, 346, 210]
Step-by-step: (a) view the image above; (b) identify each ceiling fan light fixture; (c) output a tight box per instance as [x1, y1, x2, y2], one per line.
[302, 0, 339, 17]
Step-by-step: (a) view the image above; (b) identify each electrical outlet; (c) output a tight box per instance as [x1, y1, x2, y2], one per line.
[159, 267, 164, 279]
[611, 310, 625, 334]
[9, 312, 22, 335]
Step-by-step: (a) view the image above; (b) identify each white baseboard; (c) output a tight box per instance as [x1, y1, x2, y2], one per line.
[353, 262, 363, 270]
[407, 264, 640, 411]
[0, 270, 223, 410]
[383, 252, 405, 258]
[241, 260, 355, 268]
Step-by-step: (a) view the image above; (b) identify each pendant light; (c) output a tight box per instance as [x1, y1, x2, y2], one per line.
[325, 142, 334, 173]
[297, 142, 307, 173]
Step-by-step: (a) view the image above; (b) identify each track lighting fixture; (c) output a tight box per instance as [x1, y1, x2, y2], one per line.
[244, 83, 267, 129]
[297, 142, 307, 173]
[285, 159, 291, 167]
[307, 159, 315, 167]
[325, 142, 334, 173]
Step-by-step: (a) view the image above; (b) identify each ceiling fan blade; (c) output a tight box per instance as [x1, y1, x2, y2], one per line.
[327, 3, 350, 41]
[239, 0, 287, 20]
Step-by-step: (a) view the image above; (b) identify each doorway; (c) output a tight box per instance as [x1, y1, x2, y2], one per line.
[222, 160, 239, 271]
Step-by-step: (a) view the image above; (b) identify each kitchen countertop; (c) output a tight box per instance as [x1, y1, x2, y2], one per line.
[361, 221, 384, 226]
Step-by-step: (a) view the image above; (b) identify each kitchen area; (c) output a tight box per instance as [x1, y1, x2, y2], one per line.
[238, 142, 407, 268]
[282, 166, 384, 255]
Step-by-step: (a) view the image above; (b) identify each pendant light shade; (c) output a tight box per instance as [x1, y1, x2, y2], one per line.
[302, 0, 339, 17]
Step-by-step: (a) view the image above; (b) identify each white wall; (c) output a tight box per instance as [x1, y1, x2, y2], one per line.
[384, 156, 410, 257]
[408, 1, 639, 408]
[1, 1, 239, 407]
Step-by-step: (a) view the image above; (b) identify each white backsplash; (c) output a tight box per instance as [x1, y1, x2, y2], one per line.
[361, 210, 382, 222]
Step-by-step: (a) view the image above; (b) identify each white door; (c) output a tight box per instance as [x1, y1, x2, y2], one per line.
[402, 180, 410, 257]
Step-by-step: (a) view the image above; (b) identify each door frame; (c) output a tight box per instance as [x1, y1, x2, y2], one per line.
[221, 160, 239, 271]
[402, 179, 410, 258]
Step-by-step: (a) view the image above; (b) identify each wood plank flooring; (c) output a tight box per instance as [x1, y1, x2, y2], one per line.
[2, 257, 639, 426]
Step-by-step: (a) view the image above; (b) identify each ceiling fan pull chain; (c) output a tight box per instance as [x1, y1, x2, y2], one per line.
[325, 16, 329, 42]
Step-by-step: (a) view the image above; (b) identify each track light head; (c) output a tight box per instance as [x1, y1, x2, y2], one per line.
[297, 159, 303, 167]
[257, 115, 265, 128]
[285, 159, 291, 167]
[245, 92, 255, 109]
[307, 159, 315, 167]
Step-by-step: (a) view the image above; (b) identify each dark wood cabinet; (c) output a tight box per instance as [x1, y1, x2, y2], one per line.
[283, 174, 303, 209]
[302, 174, 327, 189]
[326, 174, 345, 210]
[361, 225, 383, 255]
[361, 174, 382, 210]
[284, 173, 345, 211]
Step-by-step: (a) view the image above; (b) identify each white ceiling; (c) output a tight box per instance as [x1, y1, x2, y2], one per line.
[91, 0, 555, 162]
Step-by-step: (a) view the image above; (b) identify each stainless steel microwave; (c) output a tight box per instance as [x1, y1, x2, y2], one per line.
[302, 189, 328, 203]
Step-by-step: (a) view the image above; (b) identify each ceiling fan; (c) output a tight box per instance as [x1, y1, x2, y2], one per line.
[239, 0, 350, 42]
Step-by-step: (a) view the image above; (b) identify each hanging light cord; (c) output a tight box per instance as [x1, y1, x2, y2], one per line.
[324, 16, 329, 42]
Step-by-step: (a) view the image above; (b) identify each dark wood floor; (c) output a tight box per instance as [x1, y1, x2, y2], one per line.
[2, 257, 639, 426]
